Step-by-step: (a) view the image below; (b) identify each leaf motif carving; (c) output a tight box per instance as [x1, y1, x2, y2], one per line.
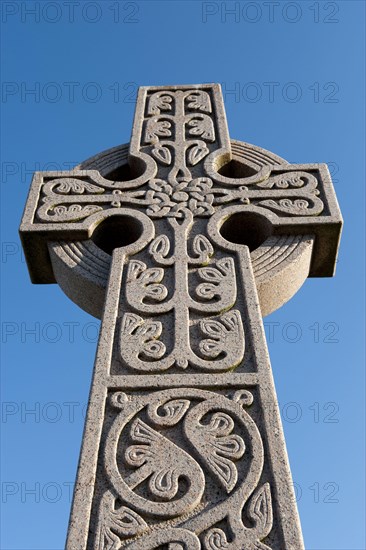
[160, 399, 190, 422]
[95, 490, 148, 550]
[148, 399, 191, 426]
[52, 178, 105, 194]
[186, 411, 245, 493]
[124, 418, 205, 506]
[201, 319, 226, 337]
[145, 118, 172, 142]
[199, 319, 228, 355]
[187, 144, 209, 166]
[131, 417, 157, 443]
[127, 260, 168, 304]
[148, 93, 173, 115]
[127, 260, 145, 280]
[120, 313, 166, 361]
[257, 197, 324, 216]
[203, 413, 245, 492]
[207, 412, 234, 435]
[137, 322, 161, 339]
[213, 435, 244, 457]
[207, 452, 239, 491]
[125, 444, 155, 467]
[274, 174, 304, 188]
[248, 483, 273, 539]
[192, 234, 214, 260]
[139, 267, 165, 285]
[197, 258, 233, 283]
[216, 257, 234, 275]
[152, 145, 172, 165]
[204, 528, 229, 549]
[196, 257, 235, 304]
[142, 339, 166, 359]
[222, 310, 241, 331]
[256, 171, 313, 189]
[47, 203, 103, 222]
[108, 506, 148, 538]
[149, 467, 179, 500]
[135, 321, 166, 359]
[195, 283, 216, 300]
[199, 311, 243, 361]
[198, 266, 224, 283]
[186, 91, 212, 112]
[149, 235, 171, 259]
[120, 312, 142, 334]
[187, 116, 215, 141]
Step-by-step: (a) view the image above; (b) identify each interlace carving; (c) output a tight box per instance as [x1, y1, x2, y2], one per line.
[35, 168, 324, 223]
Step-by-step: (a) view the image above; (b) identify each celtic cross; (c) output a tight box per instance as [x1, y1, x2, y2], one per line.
[20, 84, 342, 549]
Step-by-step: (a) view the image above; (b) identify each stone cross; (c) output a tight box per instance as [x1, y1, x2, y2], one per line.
[20, 84, 342, 550]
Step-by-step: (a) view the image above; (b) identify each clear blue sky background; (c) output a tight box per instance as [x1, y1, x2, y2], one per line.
[1, 1, 365, 549]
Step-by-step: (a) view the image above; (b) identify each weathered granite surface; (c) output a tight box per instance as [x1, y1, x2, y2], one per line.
[20, 84, 342, 549]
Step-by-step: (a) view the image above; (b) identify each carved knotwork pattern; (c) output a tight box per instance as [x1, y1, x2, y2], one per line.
[98, 388, 272, 550]
[144, 176, 215, 218]
[36, 169, 324, 222]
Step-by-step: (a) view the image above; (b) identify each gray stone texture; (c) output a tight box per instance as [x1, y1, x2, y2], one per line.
[20, 84, 342, 549]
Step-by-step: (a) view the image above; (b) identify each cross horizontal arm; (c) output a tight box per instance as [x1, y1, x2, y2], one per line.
[20, 161, 341, 283]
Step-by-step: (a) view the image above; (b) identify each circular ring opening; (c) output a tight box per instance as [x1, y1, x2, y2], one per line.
[217, 159, 258, 179]
[103, 157, 146, 182]
[219, 211, 273, 251]
[91, 214, 144, 255]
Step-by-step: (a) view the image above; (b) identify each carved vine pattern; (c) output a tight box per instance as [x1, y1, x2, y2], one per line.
[97, 388, 272, 550]
[120, 210, 243, 372]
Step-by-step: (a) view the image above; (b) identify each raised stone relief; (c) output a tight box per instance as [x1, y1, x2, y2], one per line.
[118, 214, 243, 373]
[94, 388, 272, 550]
[19, 84, 342, 549]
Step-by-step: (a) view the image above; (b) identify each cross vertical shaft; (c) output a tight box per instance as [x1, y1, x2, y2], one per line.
[20, 84, 342, 549]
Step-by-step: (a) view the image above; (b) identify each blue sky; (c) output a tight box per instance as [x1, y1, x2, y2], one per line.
[1, 1, 365, 548]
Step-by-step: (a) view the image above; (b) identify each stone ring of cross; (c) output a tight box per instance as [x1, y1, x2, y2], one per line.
[20, 84, 342, 549]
